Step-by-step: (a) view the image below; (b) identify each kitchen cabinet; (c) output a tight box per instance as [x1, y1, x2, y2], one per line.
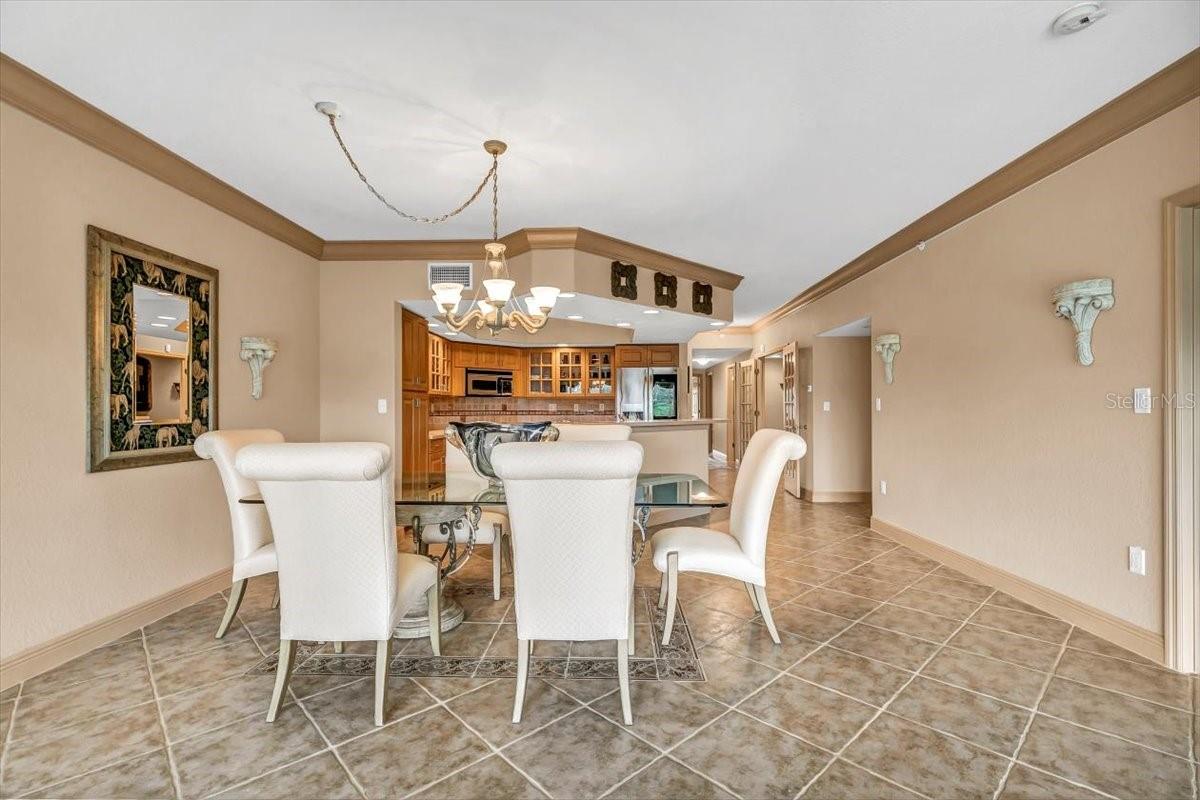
[527, 349, 555, 396]
[615, 345, 647, 367]
[452, 342, 475, 368]
[556, 348, 585, 395]
[429, 334, 451, 395]
[496, 347, 521, 370]
[586, 348, 614, 396]
[429, 435, 446, 473]
[401, 391, 429, 478]
[400, 309, 429, 392]
[615, 344, 677, 368]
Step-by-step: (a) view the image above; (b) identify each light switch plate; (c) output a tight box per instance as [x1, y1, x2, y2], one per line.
[1128, 546, 1146, 575]
[880, 480, 887, 495]
[377, 398, 387, 414]
[822, 401, 831, 412]
[875, 398, 882, 412]
[1133, 387, 1152, 415]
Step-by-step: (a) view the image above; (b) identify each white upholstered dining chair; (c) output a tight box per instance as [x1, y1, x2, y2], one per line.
[416, 440, 511, 600]
[235, 442, 440, 726]
[650, 428, 807, 646]
[195, 429, 284, 639]
[492, 440, 643, 725]
[552, 423, 632, 441]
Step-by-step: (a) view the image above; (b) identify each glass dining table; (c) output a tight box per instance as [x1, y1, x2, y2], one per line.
[240, 471, 726, 637]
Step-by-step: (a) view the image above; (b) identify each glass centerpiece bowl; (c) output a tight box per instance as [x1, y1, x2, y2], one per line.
[445, 421, 560, 486]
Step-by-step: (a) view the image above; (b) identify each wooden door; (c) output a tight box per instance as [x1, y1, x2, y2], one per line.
[797, 347, 813, 493]
[780, 343, 802, 497]
[400, 310, 429, 392]
[428, 334, 451, 395]
[526, 349, 555, 396]
[585, 348, 614, 396]
[556, 348, 584, 395]
[735, 359, 757, 466]
[401, 391, 429, 478]
[724, 364, 737, 461]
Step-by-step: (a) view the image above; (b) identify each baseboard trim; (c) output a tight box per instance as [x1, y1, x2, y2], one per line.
[803, 489, 871, 504]
[870, 517, 1165, 666]
[0, 567, 232, 690]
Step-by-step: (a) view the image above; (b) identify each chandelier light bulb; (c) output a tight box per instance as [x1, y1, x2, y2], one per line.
[523, 297, 547, 317]
[529, 286, 560, 310]
[483, 278, 516, 304]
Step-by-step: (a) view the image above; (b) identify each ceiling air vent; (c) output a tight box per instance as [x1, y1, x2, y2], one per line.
[428, 262, 473, 290]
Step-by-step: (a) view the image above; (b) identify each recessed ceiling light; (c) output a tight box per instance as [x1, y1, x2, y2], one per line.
[150, 322, 169, 328]
[642, 309, 660, 315]
[616, 322, 632, 328]
[429, 321, 441, 328]
[558, 293, 576, 299]
[156, 315, 176, 321]
[444, 331, 458, 336]
[566, 314, 583, 320]
[709, 321, 726, 327]
[556, 342, 569, 347]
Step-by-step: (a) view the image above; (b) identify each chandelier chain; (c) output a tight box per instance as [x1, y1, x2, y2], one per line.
[325, 114, 496, 225]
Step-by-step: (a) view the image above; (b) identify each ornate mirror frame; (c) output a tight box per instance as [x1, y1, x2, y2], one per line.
[86, 226, 218, 472]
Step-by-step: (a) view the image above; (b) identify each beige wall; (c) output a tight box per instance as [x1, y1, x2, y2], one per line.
[0, 104, 320, 660]
[811, 338, 872, 494]
[747, 99, 1200, 634]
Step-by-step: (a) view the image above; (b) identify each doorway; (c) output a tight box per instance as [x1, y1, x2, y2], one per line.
[753, 342, 807, 497]
[734, 359, 756, 465]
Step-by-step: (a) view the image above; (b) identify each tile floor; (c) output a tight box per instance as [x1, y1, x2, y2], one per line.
[0, 468, 1195, 799]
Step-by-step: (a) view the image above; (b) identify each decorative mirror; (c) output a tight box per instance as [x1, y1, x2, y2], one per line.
[611, 261, 637, 300]
[692, 281, 713, 314]
[87, 226, 218, 471]
[654, 272, 678, 307]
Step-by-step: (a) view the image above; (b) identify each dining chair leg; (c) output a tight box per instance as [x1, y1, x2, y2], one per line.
[657, 571, 668, 610]
[744, 582, 761, 612]
[270, 584, 280, 610]
[426, 578, 441, 656]
[373, 638, 393, 726]
[216, 579, 247, 639]
[512, 638, 530, 723]
[266, 639, 297, 722]
[617, 637, 633, 725]
[333, 641, 344, 654]
[661, 552, 679, 646]
[492, 525, 503, 601]
[752, 584, 781, 645]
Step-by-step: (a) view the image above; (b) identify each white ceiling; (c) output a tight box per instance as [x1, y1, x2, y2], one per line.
[2, 2, 1196, 324]
[134, 285, 189, 342]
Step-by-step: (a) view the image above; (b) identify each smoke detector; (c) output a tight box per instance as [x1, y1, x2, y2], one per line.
[1052, 2, 1107, 35]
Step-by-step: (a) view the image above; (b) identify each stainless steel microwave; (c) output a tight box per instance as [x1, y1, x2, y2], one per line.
[466, 369, 514, 396]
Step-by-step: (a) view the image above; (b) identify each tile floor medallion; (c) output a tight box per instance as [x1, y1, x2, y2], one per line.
[1, 466, 1195, 799]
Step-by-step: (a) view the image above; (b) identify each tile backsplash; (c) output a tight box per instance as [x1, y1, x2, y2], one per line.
[429, 396, 616, 430]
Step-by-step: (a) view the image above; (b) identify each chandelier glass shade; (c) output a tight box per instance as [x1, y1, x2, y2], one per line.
[315, 102, 559, 338]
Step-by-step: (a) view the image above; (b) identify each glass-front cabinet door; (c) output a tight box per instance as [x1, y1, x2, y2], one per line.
[586, 348, 614, 396]
[556, 348, 584, 395]
[527, 349, 555, 396]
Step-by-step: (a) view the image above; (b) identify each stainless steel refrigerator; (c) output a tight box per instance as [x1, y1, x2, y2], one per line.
[617, 367, 678, 421]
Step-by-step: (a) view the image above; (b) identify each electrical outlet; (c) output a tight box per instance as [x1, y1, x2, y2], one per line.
[822, 400, 831, 412]
[1128, 546, 1146, 575]
[377, 398, 387, 414]
[880, 480, 887, 495]
[875, 397, 882, 412]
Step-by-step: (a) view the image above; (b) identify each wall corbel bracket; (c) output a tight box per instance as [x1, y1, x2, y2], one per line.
[239, 336, 278, 400]
[1051, 278, 1114, 366]
[873, 334, 901, 385]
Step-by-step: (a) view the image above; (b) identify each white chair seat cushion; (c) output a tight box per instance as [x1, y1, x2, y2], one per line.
[420, 510, 507, 544]
[392, 553, 439, 627]
[650, 527, 763, 584]
[232, 542, 278, 582]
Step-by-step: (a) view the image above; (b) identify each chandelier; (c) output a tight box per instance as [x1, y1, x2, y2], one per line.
[316, 102, 559, 336]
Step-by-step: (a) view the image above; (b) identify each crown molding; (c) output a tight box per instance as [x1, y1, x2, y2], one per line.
[0, 53, 325, 259]
[322, 227, 744, 290]
[750, 47, 1200, 333]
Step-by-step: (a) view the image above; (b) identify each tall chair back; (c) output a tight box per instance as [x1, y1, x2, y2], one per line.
[493, 441, 642, 642]
[728, 428, 808, 566]
[236, 442, 398, 643]
[195, 429, 283, 565]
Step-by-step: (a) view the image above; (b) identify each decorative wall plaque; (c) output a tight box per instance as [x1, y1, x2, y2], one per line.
[1051, 278, 1115, 366]
[692, 281, 713, 315]
[611, 261, 637, 300]
[654, 272, 678, 308]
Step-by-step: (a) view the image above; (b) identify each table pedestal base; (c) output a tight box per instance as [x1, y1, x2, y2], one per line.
[392, 584, 464, 638]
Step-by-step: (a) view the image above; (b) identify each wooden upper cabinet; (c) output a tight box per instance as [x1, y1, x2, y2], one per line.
[615, 345, 647, 367]
[648, 345, 678, 366]
[586, 348, 614, 396]
[496, 347, 520, 370]
[401, 309, 429, 392]
[451, 342, 475, 368]
[526, 349, 555, 396]
[428, 333, 451, 395]
[556, 348, 585, 395]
